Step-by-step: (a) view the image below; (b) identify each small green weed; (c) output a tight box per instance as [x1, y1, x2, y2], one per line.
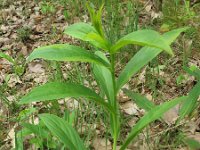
[17, 26, 31, 42]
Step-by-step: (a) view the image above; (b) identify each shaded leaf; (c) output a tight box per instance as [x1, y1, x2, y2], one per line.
[120, 96, 186, 150]
[39, 114, 87, 150]
[123, 89, 155, 111]
[184, 137, 200, 150]
[21, 123, 48, 138]
[178, 81, 200, 121]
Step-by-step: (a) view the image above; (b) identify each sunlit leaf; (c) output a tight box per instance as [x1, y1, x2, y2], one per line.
[162, 27, 189, 44]
[92, 51, 114, 104]
[64, 22, 96, 40]
[116, 47, 162, 91]
[27, 44, 110, 69]
[19, 82, 114, 114]
[0, 52, 14, 63]
[64, 23, 109, 50]
[111, 30, 173, 55]
[116, 28, 188, 91]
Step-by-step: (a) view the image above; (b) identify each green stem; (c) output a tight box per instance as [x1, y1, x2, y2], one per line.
[110, 53, 119, 150]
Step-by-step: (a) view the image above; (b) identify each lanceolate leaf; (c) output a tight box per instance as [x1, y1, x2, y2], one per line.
[92, 51, 119, 137]
[116, 28, 188, 91]
[64, 23, 109, 50]
[123, 89, 155, 111]
[120, 96, 186, 150]
[162, 27, 189, 44]
[179, 81, 200, 121]
[86, 32, 111, 50]
[21, 123, 48, 138]
[27, 44, 110, 69]
[64, 22, 96, 40]
[39, 114, 87, 150]
[87, 3, 104, 37]
[92, 51, 114, 105]
[116, 47, 162, 91]
[19, 82, 114, 113]
[0, 52, 14, 63]
[111, 30, 173, 55]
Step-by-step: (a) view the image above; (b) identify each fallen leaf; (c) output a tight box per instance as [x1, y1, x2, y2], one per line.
[121, 101, 138, 115]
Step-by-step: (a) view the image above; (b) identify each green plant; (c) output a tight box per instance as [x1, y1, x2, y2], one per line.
[17, 26, 31, 42]
[18, 4, 197, 150]
[40, 2, 56, 15]
[0, 51, 25, 76]
[0, 52, 25, 76]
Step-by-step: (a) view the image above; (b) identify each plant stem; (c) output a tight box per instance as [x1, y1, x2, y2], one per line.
[110, 53, 119, 150]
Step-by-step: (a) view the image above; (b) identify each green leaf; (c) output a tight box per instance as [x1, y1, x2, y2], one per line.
[123, 89, 155, 111]
[86, 32, 111, 50]
[178, 81, 200, 121]
[120, 96, 186, 150]
[0, 52, 14, 63]
[184, 137, 200, 150]
[86, 3, 104, 37]
[116, 47, 162, 91]
[64, 22, 96, 40]
[111, 30, 173, 55]
[64, 23, 109, 50]
[21, 123, 48, 138]
[19, 82, 114, 114]
[27, 44, 110, 69]
[162, 27, 189, 44]
[39, 114, 87, 150]
[116, 28, 187, 91]
[183, 65, 200, 80]
[92, 51, 114, 105]
[92, 51, 119, 137]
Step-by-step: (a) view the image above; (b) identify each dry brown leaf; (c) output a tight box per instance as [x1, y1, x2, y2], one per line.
[93, 137, 112, 150]
[28, 62, 45, 73]
[121, 101, 138, 115]
[7, 74, 22, 88]
[162, 104, 180, 125]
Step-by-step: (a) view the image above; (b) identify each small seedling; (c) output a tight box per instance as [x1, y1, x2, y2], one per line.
[17, 26, 31, 42]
